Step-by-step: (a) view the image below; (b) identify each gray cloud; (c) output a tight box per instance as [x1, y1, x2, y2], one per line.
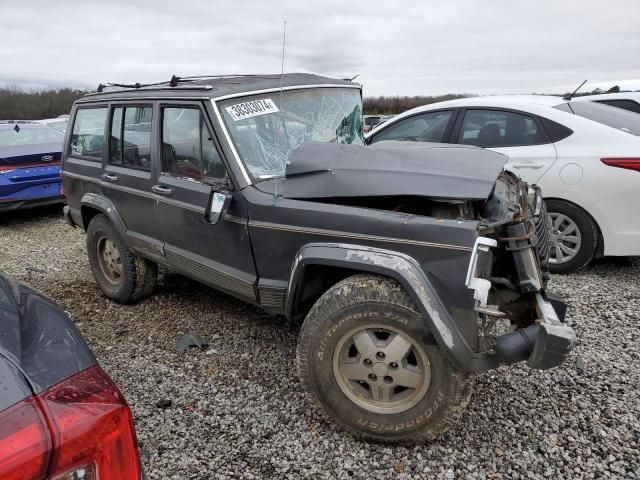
[1, 0, 638, 95]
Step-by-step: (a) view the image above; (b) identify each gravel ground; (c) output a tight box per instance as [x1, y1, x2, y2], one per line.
[1, 207, 639, 479]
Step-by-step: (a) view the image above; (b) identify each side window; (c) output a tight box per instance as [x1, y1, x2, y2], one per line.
[69, 108, 108, 160]
[458, 110, 544, 147]
[597, 99, 640, 115]
[372, 111, 452, 143]
[109, 106, 153, 172]
[162, 107, 226, 181]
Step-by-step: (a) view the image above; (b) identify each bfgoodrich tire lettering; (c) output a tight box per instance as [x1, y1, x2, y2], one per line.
[86, 214, 157, 304]
[296, 274, 474, 443]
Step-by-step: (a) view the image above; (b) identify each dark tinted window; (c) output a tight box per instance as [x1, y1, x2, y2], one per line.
[372, 111, 452, 143]
[540, 117, 573, 142]
[364, 116, 381, 126]
[109, 106, 153, 171]
[596, 99, 640, 115]
[162, 107, 226, 180]
[458, 110, 545, 147]
[69, 108, 108, 160]
[554, 101, 640, 136]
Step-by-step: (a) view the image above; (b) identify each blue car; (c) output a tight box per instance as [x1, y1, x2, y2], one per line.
[0, 122, 64, 211]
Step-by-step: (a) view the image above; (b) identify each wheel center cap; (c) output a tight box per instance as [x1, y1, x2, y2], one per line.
[372, 362, 388, 377]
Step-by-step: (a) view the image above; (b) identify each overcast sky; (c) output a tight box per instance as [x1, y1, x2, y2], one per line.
[1, 0, 639, 96]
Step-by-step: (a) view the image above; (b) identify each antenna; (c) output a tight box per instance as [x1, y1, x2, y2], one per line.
[279, 20, 287, 103]
[563, 80, 587, 101]
[275, 19, 287, 200]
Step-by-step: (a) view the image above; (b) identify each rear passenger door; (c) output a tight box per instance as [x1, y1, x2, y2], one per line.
[453, 108, 557, 184]
[154, 103, 257, 303]
[102, 103, 163, 259]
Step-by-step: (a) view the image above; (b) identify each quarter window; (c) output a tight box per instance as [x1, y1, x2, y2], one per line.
[69, 108, 108, 161]
[372, 111, 452, 143]
[458, 110, 544, 147]
[109, 106, 153, 171]
[162, 107, 226, 180]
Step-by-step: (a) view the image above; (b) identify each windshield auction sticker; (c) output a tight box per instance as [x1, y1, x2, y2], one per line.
[226, 98, 280, 121]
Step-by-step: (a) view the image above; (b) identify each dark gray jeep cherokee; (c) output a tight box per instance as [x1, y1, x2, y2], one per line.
[62, 73, 575, 443]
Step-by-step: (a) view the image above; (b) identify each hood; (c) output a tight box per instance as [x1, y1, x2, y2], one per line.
[265, 141, 508, 201]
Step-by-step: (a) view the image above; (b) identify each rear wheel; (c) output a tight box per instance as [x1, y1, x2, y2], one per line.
[296, 274, 474, 443]
[86, 214, 157, 304]
[546, 200, 598, 274]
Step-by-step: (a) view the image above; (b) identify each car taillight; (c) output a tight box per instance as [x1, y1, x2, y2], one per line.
[601, 158, 640, 172]
[38, 365, 142, 480]
[0, 398, 52, 480]
[0, 366, 140, 480]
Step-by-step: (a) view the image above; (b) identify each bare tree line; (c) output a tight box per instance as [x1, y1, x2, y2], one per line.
[1, 85, 636, 120]
[0, 86, 87, 120]
[363, 94, 469, 115]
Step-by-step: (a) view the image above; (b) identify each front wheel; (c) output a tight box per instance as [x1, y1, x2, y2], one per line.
[296, 274, 474, 443]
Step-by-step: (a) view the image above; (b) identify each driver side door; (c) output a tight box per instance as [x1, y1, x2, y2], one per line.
[154, 102, 257, 303]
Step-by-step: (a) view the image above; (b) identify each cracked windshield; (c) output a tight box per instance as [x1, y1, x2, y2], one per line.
[219, 87, 363, 179]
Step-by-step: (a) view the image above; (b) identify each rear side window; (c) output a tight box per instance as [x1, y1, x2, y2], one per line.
[161, 107, 226, 181]
[539, 117, 573, 142]
[596, 99, 640, 115]
[109, 106, 153, 172]
[372, 111, 452, 143]
[554, 102, 640, 136]
[458, 110, 545, 147]
[69, 108, 108, 160]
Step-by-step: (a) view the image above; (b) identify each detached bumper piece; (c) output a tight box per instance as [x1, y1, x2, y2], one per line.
[495, 293, 576, 370]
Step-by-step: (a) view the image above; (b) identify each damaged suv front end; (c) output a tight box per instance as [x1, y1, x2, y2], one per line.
[467, 171, 575, 370]
[211, 79, 576, 441]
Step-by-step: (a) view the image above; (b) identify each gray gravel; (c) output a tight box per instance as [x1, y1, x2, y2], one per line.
[1, 207, 639, 479]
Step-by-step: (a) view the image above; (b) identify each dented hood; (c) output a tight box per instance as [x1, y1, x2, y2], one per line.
[268, 141, 508, 201]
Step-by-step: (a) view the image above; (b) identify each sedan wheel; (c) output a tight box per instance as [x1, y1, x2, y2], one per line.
[548, 212, 582, 265]
[545, 200, 598, 274]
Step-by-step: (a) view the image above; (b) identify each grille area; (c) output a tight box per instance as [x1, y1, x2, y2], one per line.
[535, 198, 551, 265]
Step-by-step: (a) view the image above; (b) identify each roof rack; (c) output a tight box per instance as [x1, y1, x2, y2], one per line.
[95, 74, 273, 93]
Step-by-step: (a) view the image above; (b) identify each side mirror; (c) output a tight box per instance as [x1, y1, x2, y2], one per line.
[204, 189, 232, 225]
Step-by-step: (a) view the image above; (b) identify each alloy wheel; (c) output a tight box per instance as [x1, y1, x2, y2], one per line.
[333, 325, 431, 414]
[548, 212, 582, 265]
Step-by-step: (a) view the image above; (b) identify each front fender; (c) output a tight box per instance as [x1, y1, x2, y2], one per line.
[286, 243, 493, 372]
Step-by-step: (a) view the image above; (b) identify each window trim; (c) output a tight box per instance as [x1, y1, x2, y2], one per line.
[159, 102, 228, 184]
[67, 105, 109, 163]
[368, 108, 458, 144]
[451, 107, 551, 148]
[107, 103, 154, 172]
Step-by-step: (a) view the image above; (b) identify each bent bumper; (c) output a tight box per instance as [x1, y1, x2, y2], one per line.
[494, 292, 576, 370]
[526, 293, 576, 369]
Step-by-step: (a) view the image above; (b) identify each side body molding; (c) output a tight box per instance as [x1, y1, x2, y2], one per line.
[286, 243, 485, 371]
[80, 193, 129, 245]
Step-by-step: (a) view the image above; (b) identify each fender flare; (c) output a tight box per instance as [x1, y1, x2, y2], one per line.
[80, 193, 130, 247]
[286, 243, 487, 371]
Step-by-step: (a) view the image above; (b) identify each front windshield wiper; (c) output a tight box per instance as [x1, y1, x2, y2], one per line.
[255, 173, 286, 184]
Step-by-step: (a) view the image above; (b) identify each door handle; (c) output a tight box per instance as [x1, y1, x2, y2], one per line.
[101, 173, 119, 182]
[152, 185, 173, 196]
[511, 163, 544, 170]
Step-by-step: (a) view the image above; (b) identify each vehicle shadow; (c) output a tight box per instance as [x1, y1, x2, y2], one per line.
[0, 204, 64, 225]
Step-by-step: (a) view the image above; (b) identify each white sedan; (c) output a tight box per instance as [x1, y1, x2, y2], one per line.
[366, 95, 640, 273]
